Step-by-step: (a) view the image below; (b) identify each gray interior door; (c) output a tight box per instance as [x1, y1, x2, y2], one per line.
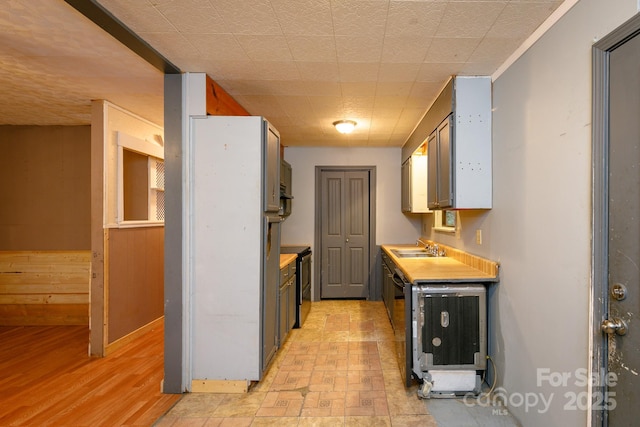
[320, 169, 370, 299]
[604, 29, 640, 426]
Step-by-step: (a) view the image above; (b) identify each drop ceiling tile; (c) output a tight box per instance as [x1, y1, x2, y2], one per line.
[96, 0, 172, 33]
[335, 36, 384, 63]
[253, 61, 300, 81]
[381, 36, 432, 63]
[487, 2, 560, 38]
[140, 31, 207, 59]
[340, 108, 374, 120]
[15, 54, 157, 79]
[416, 63, 464, 83]
[3, 1, 99, 37]
[396, 109, 429, 129]
[199, 61, 260, 81]
[272, 80, 342, 96]
[341, 82, 379, 96]
[457, 61, 501, 76]
[366, 137, 395, 147]
[235, 95, 286, 116]
[425, 37, 481, 63]
[377, 63, 420, 82]
[375, 82, 413, 97]
[408, 81, 445, 100]
[339, 63, 380, 82]
[1, 0, 567, 142]
[267, 116, 296, 130]
[386, 1, 447, 38]
[343, 96, 375, 110]
[373, 94, 410, 108]
[369, 120, 399, 133]
[435, 2, 507, 38]
[296, 62, 340, 81]
[286, 35, 337, 62]
[276, 96, 315, 116]
[331, 0, 389, 37]
[153, 1, 230, 34]
[211, 0, 282, 35]
[270, 0, 334, 36]
[468, 36, 523, 63]
[0, 28, 117, 58]
[235, 35, 293, 61]
[181, 33, 249, 60]
[310, 96, 345, 111]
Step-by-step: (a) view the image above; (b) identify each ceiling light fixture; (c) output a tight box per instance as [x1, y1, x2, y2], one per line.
[333, 120, 357, 134]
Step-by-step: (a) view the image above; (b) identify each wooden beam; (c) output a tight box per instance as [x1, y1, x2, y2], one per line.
[205, 76, 250, 116]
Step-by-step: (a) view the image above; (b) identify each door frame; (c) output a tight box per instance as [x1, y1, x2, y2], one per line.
[591, 13, 640, 427]
[313, 166, 377, 301]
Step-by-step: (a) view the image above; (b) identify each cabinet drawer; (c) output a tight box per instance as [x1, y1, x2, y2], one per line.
[280, 264, 290, 285]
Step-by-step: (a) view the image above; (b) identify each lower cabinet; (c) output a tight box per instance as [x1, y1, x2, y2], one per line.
[279, 261, 296, 346]
[381, 252, 395, 322]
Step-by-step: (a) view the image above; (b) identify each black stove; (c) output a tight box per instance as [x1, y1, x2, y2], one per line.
[280, 245, 311, 256]
[280, 245, 312, 327]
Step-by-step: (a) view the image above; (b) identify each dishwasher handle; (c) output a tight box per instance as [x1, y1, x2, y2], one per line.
[392, 268, 408, 289]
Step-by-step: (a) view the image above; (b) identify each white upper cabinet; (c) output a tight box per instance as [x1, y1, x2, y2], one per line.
[403, 76, 492, 210]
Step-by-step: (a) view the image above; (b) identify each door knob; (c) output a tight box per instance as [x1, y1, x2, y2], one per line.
[601, 318, 628, 336]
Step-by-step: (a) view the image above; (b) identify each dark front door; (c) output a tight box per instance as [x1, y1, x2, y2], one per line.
[319, 169, 370, 299]
[594, 16, 640, 426]
[605, 28, 640, 426]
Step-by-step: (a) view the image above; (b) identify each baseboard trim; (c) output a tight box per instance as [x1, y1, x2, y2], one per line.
[105, 316, 164, 356]
[191, 379, 251, 393]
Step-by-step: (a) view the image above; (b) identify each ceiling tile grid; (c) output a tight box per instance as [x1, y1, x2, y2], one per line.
[1, 0, 564, 147]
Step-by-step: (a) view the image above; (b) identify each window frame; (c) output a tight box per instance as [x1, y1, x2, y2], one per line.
[116, 131, 164, 227]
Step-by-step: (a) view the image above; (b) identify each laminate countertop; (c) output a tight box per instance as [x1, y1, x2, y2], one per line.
[279, 253, 297, 270]
[381, 243, 499, 284]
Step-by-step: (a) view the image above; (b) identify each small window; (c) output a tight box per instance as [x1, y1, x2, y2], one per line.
[433, 210, 456, 233]
[123, 149, 149, 221]
[117, 132, 164, 226]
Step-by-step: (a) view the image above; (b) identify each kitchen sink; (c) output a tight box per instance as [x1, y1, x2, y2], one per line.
[391, 249, 437, 258]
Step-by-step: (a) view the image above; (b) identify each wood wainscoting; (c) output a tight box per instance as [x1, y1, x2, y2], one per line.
[0, 251, 90, 325]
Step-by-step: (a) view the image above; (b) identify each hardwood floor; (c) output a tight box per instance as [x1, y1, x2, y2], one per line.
[0, 321, 179, 426]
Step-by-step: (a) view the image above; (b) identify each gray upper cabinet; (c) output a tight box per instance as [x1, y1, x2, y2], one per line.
[428, 115, 453, 210]
[280, 159, 292, 191]
[264, 122, 280, 213]
[403, 76, 492, 210]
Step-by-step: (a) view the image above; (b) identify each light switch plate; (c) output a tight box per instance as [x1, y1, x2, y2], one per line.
[476, 229, 482, 245]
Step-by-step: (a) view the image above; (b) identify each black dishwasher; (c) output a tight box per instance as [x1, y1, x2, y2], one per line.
[280, 245, 312, 328]
[382, 251, 412, 387]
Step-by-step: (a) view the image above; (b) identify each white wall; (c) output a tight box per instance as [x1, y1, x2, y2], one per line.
[487, 1, 636, 425]
[281, 146, 422, 248]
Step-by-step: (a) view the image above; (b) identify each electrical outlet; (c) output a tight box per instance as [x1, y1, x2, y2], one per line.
[476, 229, 482, 245]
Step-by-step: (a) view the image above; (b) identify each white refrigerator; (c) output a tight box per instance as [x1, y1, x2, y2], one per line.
[190, 115, 281, 383]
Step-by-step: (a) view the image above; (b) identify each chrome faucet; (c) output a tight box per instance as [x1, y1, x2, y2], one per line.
[424, 242, 446, 257]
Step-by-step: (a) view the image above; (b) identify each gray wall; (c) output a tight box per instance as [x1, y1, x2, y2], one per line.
[281, 146, 422, 248]
[281, 146, 423, 301]
[483, 1, 636, 425]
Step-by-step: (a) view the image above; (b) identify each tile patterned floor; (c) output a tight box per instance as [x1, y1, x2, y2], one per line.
[154, 300, 515, 427]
